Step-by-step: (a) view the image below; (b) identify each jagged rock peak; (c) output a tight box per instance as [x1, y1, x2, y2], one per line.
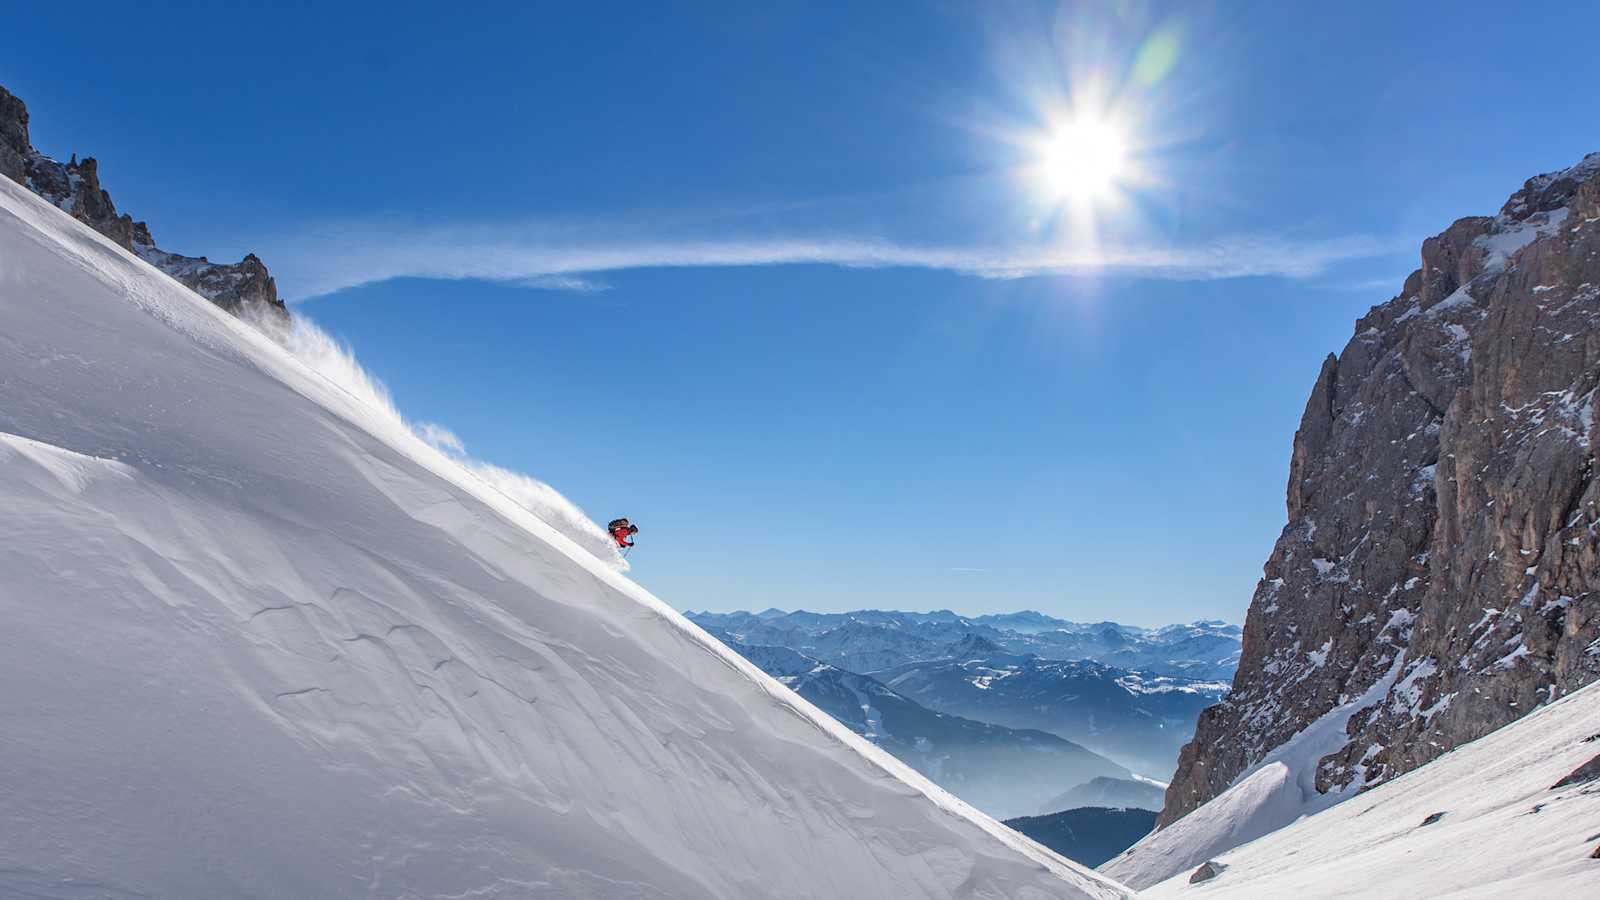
[0, 83, 286, 322]
[948, 633, 1005, 657]
[1500, 152, 1600, 220]
[1160, 151, 1600, 830]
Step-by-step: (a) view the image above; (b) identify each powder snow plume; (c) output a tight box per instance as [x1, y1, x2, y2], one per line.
[244, 306, 628, 570]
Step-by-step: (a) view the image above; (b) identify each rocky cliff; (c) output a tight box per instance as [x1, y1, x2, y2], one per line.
[1160, 152, 1600, 828]
[0, 85, 285, 320]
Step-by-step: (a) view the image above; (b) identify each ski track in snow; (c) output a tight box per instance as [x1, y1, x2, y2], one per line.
[0, 177, 1128, 899]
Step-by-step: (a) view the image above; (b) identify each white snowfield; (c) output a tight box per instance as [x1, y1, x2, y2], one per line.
[0, 176, 1129, 900]
[1120, 680, 1600, 898]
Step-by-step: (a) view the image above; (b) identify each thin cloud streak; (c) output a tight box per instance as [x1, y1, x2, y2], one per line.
[518, 273, 612, 293]
[263, 220, 1392, 301]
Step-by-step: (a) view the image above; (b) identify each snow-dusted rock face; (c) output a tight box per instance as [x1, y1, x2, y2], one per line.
[0, 83, 285, 320]
[1160, 152, 1600, 830]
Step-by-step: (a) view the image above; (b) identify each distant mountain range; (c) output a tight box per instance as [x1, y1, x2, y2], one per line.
[689, 610, 1235, 778]
[876, 646, 1225, 778]
[688, 609, 1242, 680]
[720, 639, 1128, 820]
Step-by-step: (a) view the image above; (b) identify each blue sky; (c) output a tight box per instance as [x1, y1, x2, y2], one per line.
[6, 1, 1598, 625]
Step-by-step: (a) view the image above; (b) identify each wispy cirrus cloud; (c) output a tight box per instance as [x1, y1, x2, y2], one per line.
[257, 217, 1393, 301]
[516, 273, 613, 293]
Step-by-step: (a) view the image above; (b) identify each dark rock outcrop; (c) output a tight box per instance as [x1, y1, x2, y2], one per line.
[0, 87, 30, 186]
[1161, 152, 1600, 829]
[1188, 861, 1226, 884]
[0, 84, 286, 322]
[1551, 752, 1600, 789]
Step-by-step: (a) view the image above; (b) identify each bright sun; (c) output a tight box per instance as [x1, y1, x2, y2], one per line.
[1037, 116, 1128, 201]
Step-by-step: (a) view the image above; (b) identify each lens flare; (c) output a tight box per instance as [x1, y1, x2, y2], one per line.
[981, 6, 1199, 253]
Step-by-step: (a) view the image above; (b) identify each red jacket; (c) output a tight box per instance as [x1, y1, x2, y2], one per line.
[611, 527, 634, 548]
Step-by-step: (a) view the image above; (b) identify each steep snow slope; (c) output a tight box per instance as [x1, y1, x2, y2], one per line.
[0, 177, 1129, 899]
[1131, 680, 1600, 898]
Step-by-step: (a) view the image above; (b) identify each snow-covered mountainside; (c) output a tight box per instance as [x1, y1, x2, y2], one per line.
[688, 609, 1242, 681]
[0, 176, 1131, 897]
[0, 84, 284, 319]
[1109, 678, 1600, 897]
[718, 638, 1130, 819]
[1161, 152, 1600, 831]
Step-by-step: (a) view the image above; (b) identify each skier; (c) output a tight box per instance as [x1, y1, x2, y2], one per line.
[608, 518, 638, 550]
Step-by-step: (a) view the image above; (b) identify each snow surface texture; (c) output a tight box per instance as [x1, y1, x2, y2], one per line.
[1101, 651, 1407, 888]
[1132, 680, 1600, 898]
[0, 177, 1129, 899]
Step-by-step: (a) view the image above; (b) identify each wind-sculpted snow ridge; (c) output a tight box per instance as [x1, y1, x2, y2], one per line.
[1130, 680, 1600, 898]
[0, 178, 1131, 899]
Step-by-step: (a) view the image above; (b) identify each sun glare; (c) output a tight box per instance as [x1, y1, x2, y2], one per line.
[1037, 115, 1128, 201]
[987, 11, 1187, 258]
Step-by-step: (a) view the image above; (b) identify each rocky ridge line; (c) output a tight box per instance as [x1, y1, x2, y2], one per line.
[0, 84, 286, 320]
